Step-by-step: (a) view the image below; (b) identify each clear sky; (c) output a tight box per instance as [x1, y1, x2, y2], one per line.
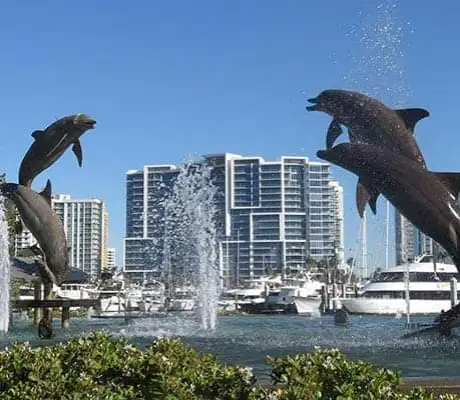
[0, 1, 459, 271]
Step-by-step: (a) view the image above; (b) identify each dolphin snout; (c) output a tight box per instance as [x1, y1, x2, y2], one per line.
[74, 114, 97, 129]
[306, 97, 320, 112]
[316, 149, 328, 159]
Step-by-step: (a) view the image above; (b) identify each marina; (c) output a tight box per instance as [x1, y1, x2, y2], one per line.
[3, 312, 460, 381]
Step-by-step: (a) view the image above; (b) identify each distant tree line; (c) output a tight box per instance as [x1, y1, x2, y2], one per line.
[0, 173, 20, 256]
[263, 255, 358, 284]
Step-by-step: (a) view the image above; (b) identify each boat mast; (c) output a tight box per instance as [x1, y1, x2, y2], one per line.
[362, 210, 368, 279]
[405, 259, 410, 327]
[385, 200, 390, 270]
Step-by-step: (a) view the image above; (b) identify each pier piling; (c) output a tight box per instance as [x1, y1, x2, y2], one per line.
[61, 303, 70, 329]
[450, 278, 458, 309]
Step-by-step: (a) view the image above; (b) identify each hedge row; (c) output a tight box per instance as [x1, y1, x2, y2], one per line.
[0, 330, 455, 399]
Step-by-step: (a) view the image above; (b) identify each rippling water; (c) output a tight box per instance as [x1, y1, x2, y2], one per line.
[3, 313, 460, 380]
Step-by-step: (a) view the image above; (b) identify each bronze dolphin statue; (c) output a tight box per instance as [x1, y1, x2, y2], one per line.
[317, 142, 460, 271]
[19, 113, 96, 189]
[306, 89, 429, 217]
[1, 181, 69, 285]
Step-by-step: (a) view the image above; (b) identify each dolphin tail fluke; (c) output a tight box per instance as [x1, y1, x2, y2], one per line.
[326, 119, 343, 149]
[431, 172, 460, 199]
[394, 108, 429, 132]
[356, 180, 379, 218]
[72, 140, 83, 167]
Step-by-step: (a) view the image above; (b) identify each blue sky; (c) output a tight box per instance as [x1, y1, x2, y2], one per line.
[0, 1, 459, 270]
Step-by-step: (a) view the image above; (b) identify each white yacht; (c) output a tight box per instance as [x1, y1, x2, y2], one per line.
[221, 276, 282, 312]
[139, 280, 166, 313]
[340, 254, 460, 315]
[57, 283, 97, 300]
[167, 286, 196, 312]
[270, 272, 323, 314]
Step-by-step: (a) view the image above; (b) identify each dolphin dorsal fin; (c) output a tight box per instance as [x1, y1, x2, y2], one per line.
[432, 172, 460, 199]
[356, 179, 380, 218]
[39, 179, 52, 205]
[394, 108, 430, 133]
[31, 130, 44, 139]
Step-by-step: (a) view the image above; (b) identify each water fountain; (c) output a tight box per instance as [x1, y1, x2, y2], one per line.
[341, 0, 411, 271]
[0, 196, 10, 333]
[162, 158, 220, 331]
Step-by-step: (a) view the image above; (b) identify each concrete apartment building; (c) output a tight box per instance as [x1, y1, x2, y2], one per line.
[14, 194, 109, 280]
[123, 153, 344, 286]
[107, 248, 116, 270]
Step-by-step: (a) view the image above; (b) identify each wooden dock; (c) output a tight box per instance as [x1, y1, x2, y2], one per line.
[11, 298, 101, 330]
[12, 299, 100, 309]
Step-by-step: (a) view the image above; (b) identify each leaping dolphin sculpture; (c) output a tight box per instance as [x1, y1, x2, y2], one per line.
[316, 143, 460, 272]
[306, 89, 430, 216]
[18, 113, 96, 189]
[1, 181, 69, 285]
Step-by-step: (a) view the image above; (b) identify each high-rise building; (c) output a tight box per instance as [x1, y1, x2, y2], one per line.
[329, 180, 345, 266]
[124, 165, 179, 282]
[101, 210, 109, 271]
[53, 195, 108, 279]
[13, 229, 36, 253]
[107, 248, 116, 270]
[124, 153, 344, 286]
[395, 210, 433, 263]
[15, 195, 109, 279]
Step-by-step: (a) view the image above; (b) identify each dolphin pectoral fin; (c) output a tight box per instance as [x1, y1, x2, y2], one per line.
[39, 179, 52, 205]
[37, 259, 58, 286]
[394, 108, 430, 132]
[30, 244, 43, 257]
[368, 192, 379, 215]
[431, 172, 460, 199]
[326, 119, 343, 149]
[31, 130, 44, 139]
[17, 244, 44, 258]
[356, 180, 380, 218]
[72, 140, 83, 167]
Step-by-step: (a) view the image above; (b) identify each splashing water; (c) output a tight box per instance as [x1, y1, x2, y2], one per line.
[342, 0, 412, 106]
[0, 196, 10, 333]
[338, 0, 416, 270]
[163, 159, 220, 331]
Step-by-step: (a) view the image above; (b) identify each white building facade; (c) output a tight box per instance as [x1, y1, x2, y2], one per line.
[15, 194, 109, 279]
[124, 153, 344, 286]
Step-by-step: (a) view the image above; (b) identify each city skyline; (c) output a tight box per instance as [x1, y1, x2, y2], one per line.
[8, 151, 444, 278]
[0, 2, 458, 277]
[123, 153, 344, 285]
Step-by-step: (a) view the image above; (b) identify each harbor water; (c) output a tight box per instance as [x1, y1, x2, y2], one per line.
[3, 313, 460, 381]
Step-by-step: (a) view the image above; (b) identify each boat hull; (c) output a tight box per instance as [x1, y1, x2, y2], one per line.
[340, 298, 453, 315]
[293, 296, 321, 315]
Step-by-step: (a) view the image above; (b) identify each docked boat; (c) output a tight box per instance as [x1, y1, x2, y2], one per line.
[292, 294, 322, 315]
[225, 276, 281, 313]
[269, 272, 323, 314]
[340, 254, 460, 315]
[56, 283, 97, 300]
[238, 273, 323, 314]
[167, 285, 196, 312]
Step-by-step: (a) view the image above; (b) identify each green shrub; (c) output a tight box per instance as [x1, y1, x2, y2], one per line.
[0, 330, 456, 399]
[266, 347, 456, 400]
